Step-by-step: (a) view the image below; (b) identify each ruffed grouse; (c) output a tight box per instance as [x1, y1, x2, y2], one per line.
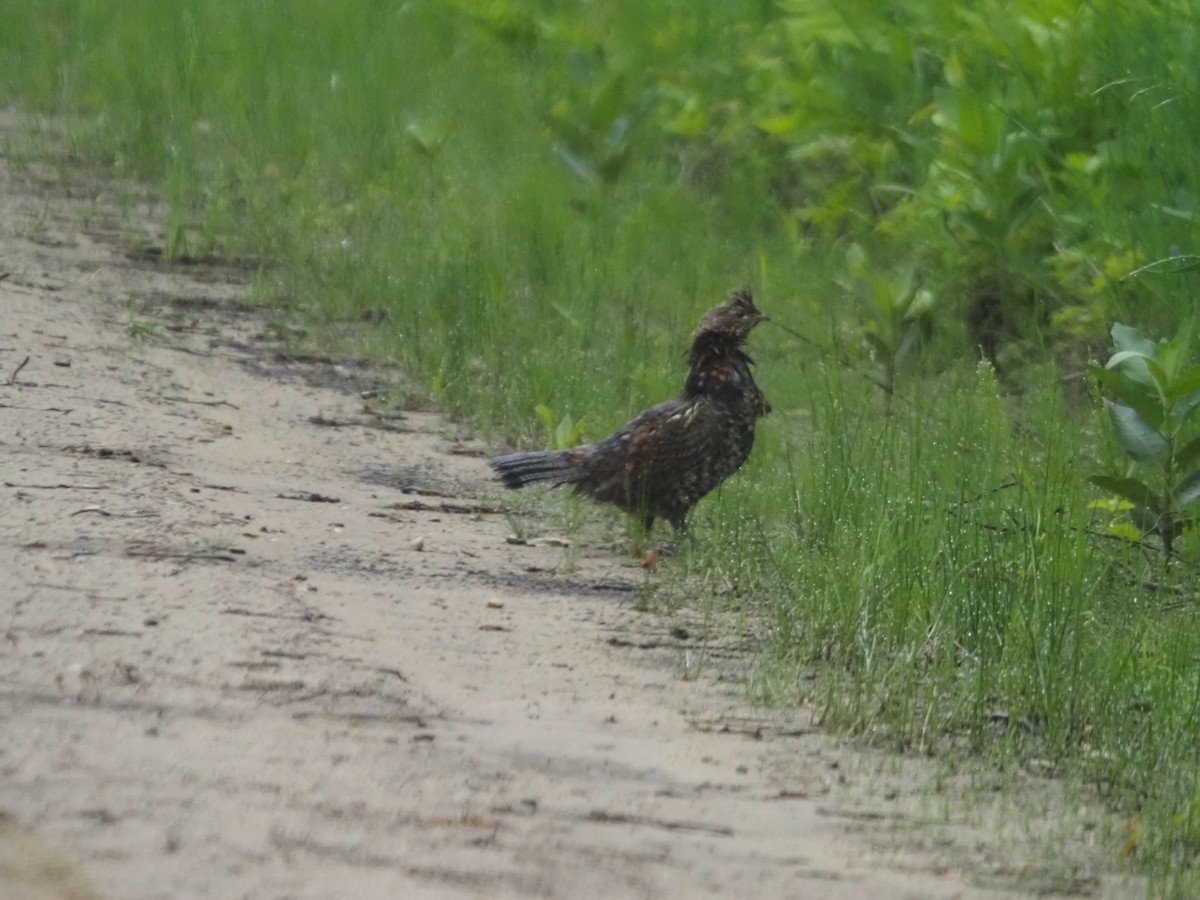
[488, 289, 770, 532]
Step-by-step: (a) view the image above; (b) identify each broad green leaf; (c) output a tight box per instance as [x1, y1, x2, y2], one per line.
[1144, 356, 1170, 394]
[1088, 496, 1135, 512]
[1175, 434, 1200, 473]
[663, 98, 708, 138]
[1174, 469, 1200, 508]
[1168, 364, 1200, 397]
[1088, 474, 1159, 509]
[554, 415, 585, 450]
[1111, 322, 1157, 357]
[949, 91, 1003, 156]
[1160, 318, 1195, 381]
[1090, 365, 1164, 429]
[1106, 401, 1168, 463]
[1174, 388, 1200, 423]
[756, 112, 805, 136]
[1167, 364, 1200, 413]
[1107, 521, 1144, 541]
[1158, 339, 1182, 383]
[1105, 350, 1156, 388]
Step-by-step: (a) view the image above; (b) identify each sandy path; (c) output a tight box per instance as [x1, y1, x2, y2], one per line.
[0, 120, 1138, 899]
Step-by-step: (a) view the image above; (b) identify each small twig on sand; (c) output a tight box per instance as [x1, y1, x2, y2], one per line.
[125, 547, 237, 563]
[163, 344, 216, 358]
[162, 395, 239, 409]
[277, 491, 340, 503]
[377, 498, 500, 515]
[583, 810, 734, 837]
[69, 506, 159, 519]
[220, 606, 330, 622]
[4, 481, 107, 490]
[6, 355, 30, 385]
[0, 403, 74, 413]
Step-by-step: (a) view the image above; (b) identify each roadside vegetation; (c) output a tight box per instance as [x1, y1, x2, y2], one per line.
[4, 1, 1200, 891]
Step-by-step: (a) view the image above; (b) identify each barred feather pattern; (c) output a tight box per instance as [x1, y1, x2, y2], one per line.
[488, 289, 769, 531]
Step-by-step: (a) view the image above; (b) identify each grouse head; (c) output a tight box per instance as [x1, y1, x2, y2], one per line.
[689, 288, 768, 363]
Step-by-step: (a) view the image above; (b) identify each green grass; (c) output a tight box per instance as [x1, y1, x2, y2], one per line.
[5, 1, 1200, 892]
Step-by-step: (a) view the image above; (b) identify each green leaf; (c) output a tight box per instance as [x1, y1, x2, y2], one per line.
[1105, 350, 1157, 390]
[554, 415, 585, 450]
[1106, 401, 1168, 463]
[1107, 521, 1144, 541]
[1111, 322, 1157, 357]
[663, 97, 708, 138]
[1160, 318, 1195, 381]
[1175, 469, 1200, 508]
[946, 90, 1003, 156]
[1175, 434, 1200, 473]
[1090, 365, 1165, 429]
[1168, 364, 1200, 397]
[1144, 356, 1170, 394]
[1173, 387, 1200, 423]
[756, 111, 805, 136]
[1088, 475, 1159, 509]
[1167, 365, 1200, 417]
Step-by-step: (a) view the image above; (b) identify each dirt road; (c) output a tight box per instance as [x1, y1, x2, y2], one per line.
[0, 117, 1139, 899]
